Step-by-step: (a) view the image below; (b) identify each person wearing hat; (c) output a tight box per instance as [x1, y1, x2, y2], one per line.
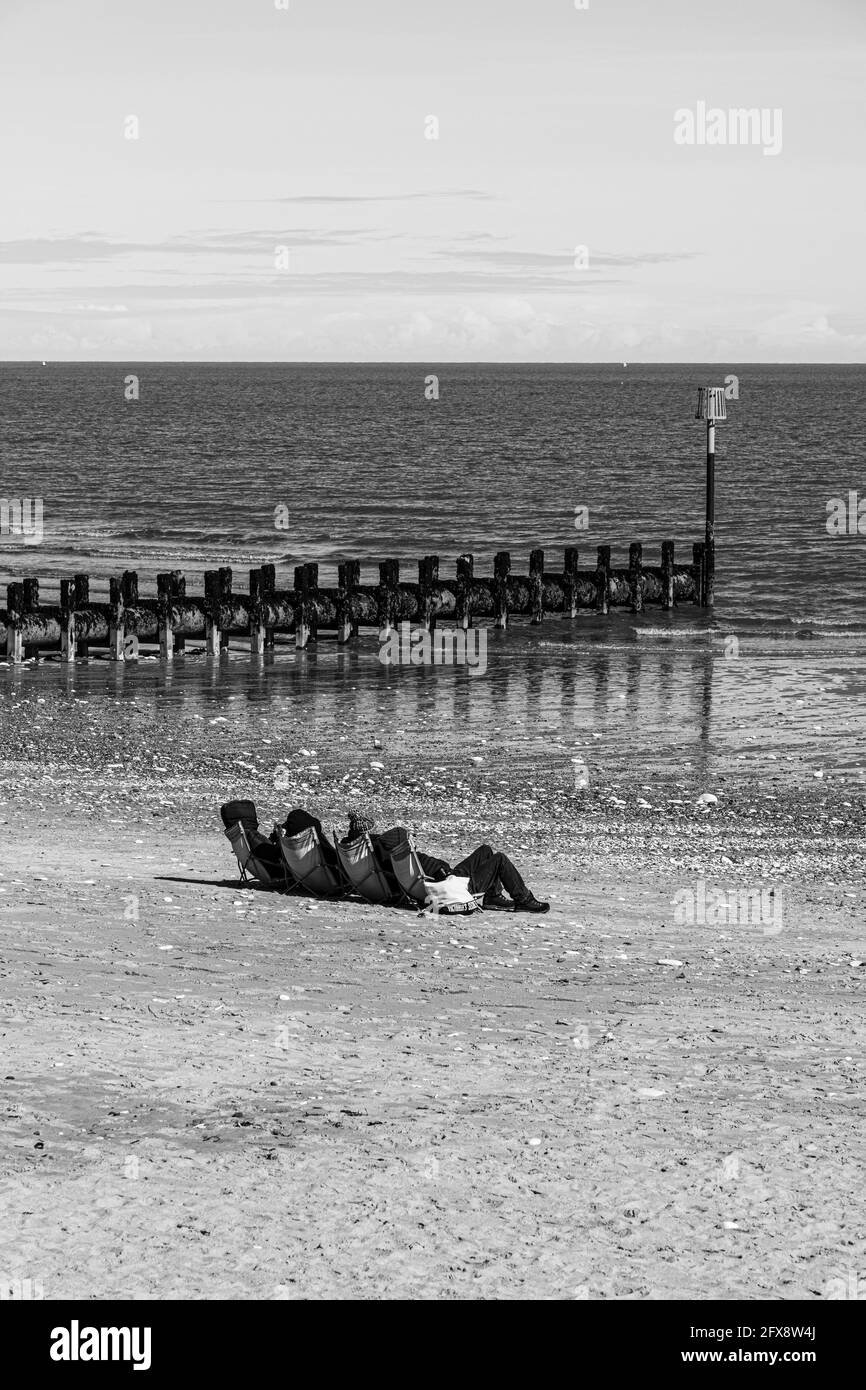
[342, 811, 550, 913]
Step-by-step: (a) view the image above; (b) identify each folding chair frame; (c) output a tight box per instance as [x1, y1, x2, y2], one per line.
[275, 825, 347, 898]
[332, 828, 403, 906]
[224, 822, 286, 890]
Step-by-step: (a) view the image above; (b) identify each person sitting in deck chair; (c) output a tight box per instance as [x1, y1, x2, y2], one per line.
[220, 798, 283, 871]
[279, 807, 341, 870]
[341, 811, 550, 913]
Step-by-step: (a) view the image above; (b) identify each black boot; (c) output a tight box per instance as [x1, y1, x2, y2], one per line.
[484, 889, 513, 909]
[513, 893, 550, 913]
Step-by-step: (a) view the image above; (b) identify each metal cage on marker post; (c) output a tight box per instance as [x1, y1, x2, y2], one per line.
[695, 386, 727, 607]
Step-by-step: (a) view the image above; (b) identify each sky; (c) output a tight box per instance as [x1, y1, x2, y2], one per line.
[0, 0, 864, 361]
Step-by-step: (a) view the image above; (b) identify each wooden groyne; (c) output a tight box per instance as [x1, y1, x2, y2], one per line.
[1, 542, 709, 663]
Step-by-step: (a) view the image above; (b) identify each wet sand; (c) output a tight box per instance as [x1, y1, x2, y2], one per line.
[1, 675, 864, 1300]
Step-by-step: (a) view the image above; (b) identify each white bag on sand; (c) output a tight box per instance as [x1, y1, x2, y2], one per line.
[422, 874, 483, 915]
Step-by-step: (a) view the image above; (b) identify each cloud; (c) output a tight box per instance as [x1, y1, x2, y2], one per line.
[0, 229, 385, 264]
[0, 269, 621, 316]
[254, 190, 496, 205]
[435, 248, 702, 269]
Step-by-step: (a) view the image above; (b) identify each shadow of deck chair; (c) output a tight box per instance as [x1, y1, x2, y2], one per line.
[275, 825, 345, 898]
[334, 831, 403, 906]
[224, 822, 285, 890]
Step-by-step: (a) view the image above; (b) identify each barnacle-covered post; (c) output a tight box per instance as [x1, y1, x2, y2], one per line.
[417, 555, 439, 634]
[563, 546, 579, 619]
[337, 560, 360, 643]
[6, 582, 24, 663]
[376, 559, 400, 640]
[455, 554, 474, 630]
[109, 577, 125, 660]
[595, 545, 611, 615]
[493, 551, 510, 628]
[157, 572, 175, 660]
[74, 573, 90, 659]
[529, 548, 544, 624]
[629, 542, 644, 614]
[661, 541, 675, 611]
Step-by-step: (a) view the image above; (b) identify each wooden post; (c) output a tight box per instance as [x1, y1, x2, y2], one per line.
[418, 555, 439, 633]
[294, 564, 319, 649]
[121, 572, 139, 659]
[628, 542, 644, 614]
[249, 564, 274, 655]
[377, 559, 399, 638]
[74, 573, 90, 658]
[219, 569, 232, 652]
[529, 548, 544, 624]
[304, 563, 318, 645]
[260, 563, 275, 649]
[171, 572, 186, 653]
[293, 565, 308, 649]
[455, 554, 473, 630]
[493, 551, 510, 629]
[60, 579, 76, 663]
[661, 541, 675, 611]
[6, 583, 23, 663]
[692, 542, 706, 606]
[109, 577, 125, 660]
[563, 547, 579, 619]
[595, 546, 611, 615]
[22, 578, 39, 659]
[337, 560, 360, 643]
[204, 569, 225, 656]
[157, 573, 175, 661]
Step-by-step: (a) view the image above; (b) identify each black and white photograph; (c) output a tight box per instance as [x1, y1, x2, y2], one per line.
[0, 0, 863, 1346]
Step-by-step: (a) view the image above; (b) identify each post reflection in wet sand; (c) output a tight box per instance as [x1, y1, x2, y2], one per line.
[9, 620, 866, 786]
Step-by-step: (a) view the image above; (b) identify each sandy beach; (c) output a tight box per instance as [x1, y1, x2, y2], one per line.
[1, 672, 863, 1301]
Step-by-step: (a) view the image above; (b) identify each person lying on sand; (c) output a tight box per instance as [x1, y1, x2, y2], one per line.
[341, 811, 550, 913]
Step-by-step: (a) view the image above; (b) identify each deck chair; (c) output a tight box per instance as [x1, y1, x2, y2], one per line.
[389, 835, 431, 908]
[391, 835, 486, 914]
[275, 825, 345, 898]
[224, 822, 284, 889]
[334, 831, 402, 906]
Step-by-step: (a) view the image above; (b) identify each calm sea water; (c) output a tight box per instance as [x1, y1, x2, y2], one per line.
[2, 364, 865, 782]
[1, 362, 865, 628]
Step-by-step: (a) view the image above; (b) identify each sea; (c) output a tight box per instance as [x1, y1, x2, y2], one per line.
[1, 362, 865, 785]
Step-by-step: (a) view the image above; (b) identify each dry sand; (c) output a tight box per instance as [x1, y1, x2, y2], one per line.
[1, 682, 864, 1300]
